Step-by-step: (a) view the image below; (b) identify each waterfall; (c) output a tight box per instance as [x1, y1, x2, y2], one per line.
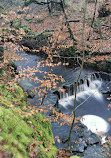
[58, 72, 111, 107]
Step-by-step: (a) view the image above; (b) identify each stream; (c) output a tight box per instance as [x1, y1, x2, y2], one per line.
[15, 51, 111, 155]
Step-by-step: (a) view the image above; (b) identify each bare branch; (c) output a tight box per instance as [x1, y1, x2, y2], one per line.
[28, 29, 57, 38]
[66, 19, 80, 23]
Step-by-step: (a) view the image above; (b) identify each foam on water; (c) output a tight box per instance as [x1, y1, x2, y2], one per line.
[80, 115, 110, 143]
[59, 79, 103, 108]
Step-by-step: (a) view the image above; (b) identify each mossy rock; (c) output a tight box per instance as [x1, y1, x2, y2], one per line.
[84, 61, 97, 69]
[58, 45, 77, 57]
[25, 113, 57, 158]
[0, 83, 57, 157]
[0, 106, 33, 158]
[0, 106, 57, 158]
[0, 83, 26, 107]
[98, 60, 111, 73]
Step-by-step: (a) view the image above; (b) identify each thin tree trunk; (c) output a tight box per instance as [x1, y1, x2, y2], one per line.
[67, 0, 88, 149]
[60, 0, 76, 43]
[87, 0, 98, 41]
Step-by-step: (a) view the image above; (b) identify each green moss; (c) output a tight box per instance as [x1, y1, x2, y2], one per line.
[13, 22, 21, 29]
[0, 84, 26, 107]
[25, 113, 57, 157]
[0, 107, 57, 157]
[71, 8, 77, 13]
[0, 107, 33, 158]
[0, 83, 57, 157]
[59, 45, 77, 57]
[13, 21, 31, 34]
[2, 11, 8, 15]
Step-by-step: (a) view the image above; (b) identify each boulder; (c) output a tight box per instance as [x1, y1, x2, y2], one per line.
[83, 144, 110, 158]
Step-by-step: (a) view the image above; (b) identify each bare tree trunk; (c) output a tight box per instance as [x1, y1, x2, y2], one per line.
[87, 0, 98, 40]
[60, 0, 76, 43]
[67, 0, 88, 149]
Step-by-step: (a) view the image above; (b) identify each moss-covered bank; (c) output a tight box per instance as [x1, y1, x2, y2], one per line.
[0, 83, 57, 157]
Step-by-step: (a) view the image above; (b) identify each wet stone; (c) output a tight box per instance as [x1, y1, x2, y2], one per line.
[70, 139, 87, 153]
[72, 122, 100, 145]
[83, 144, 109, 158]
[85, 133, 100, 145]
[62, 136, 68, 144]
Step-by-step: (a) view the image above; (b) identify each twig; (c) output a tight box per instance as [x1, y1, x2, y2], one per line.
[40, 87, 48, 106]
[70, 90, 97, 117]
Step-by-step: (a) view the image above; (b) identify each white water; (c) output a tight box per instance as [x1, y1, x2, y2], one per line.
[59, 79, 103, 108]
[58, 78, 111, 143]
[80, 115, 110, 143]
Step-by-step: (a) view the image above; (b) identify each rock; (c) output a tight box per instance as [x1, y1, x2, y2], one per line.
[70, 139, 87, 153]
[62, 136, 68, 144]
[85, 133, 100, 145]
[83, 144, 109, 158]
[98, 60, 111, 73]
[26, 89, 35, 98]
[73, 122, 100, 145]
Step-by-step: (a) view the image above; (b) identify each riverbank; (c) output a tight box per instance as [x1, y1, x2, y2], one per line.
[0, 62, 57, 157]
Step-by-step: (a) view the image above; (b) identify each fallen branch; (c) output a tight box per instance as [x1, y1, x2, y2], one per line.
[101, 24, 111, 28]
[66, 19, 80, 23]
[24, 0, 62, 6]
[28, 29, 57, 38]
